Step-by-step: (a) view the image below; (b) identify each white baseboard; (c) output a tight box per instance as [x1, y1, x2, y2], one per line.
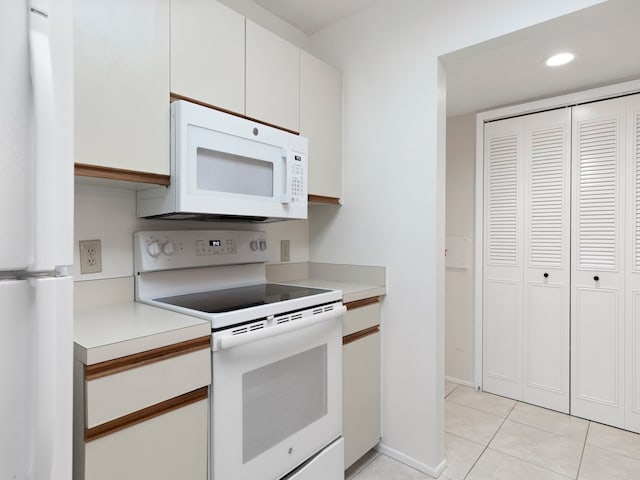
[375, 444, 447, 479]
[445, 376, 475, 388]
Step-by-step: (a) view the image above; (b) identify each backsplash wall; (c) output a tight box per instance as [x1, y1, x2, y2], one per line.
[73, 182, 309, 282]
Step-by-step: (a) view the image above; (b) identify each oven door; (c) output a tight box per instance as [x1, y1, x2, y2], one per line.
[211, 311, 343, 480]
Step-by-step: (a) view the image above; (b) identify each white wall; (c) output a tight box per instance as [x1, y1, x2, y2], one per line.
[445, 113, 476, 385]
[308, 0, 604, 473]
[73, 183, 309, 282]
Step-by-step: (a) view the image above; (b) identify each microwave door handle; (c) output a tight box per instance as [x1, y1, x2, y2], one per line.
[280, 148, 291, 205]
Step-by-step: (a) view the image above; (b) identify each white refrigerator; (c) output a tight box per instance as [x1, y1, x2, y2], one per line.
[0, 0, 74, 479]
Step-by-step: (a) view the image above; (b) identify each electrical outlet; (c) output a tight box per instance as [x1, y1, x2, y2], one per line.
[280, 239, 290, 262]
[79, 239, 102, 274]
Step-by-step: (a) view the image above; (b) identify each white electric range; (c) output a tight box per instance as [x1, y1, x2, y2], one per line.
[134, 230, 345, 480]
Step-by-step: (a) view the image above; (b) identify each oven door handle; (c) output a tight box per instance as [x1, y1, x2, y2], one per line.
[216, 305, 346, 350]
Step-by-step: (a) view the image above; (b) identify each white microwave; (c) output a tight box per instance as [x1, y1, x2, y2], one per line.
[137, 101, 308, 222]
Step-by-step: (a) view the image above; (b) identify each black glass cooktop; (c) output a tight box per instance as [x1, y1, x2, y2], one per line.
[154, 283, 331, 314]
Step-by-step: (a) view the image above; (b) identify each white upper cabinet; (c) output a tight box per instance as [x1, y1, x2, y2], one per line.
[170, 0, 245, 115]
[300, 51, 343, 200]
[245, 20, 300, 132]
[74, 0, 170, 176]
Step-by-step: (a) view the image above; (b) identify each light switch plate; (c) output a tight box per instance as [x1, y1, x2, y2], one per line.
[79, 239, 102, 274]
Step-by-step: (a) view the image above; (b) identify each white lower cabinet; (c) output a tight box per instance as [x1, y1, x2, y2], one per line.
[342, 299, 381, 469]
[84, 399, 208, 480]
[74, 336, 211, 479]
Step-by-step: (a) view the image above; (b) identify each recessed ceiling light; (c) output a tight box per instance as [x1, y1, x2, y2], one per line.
[545, 52, 575, 67]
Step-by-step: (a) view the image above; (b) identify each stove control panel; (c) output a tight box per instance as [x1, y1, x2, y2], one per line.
[134, 230, 268, 273]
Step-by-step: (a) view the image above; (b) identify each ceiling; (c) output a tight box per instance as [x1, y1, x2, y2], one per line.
[442, 0, 640, 116]
[253, 0, 376, 35]
[254, 0, 640, 116]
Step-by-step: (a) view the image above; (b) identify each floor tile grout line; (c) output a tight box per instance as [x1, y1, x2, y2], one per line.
[504, 415, 589, 440]
[444, 384, 460, 399]
[445, 431, 487, 449]
[460, 398, 518, 480]
[446, 397, 513, 421]
[495, 402, 587, 479]
[480, 446, 576, 480]
[574, 421, 590, 480]
[586, 441, 640, 464]
[445, 386, 517, 418]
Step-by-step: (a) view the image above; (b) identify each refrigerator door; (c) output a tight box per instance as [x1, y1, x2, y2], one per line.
[0, 276, 73, 479]
[0, 1, 31, 270]
[0, 0, 74, 273]
[0, 280, 30, 478]
[28, 0, 74, 271]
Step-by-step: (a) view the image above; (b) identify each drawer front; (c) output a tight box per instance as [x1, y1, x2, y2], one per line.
[86, 346, 211, 428]
[84, 398, 208, 480]
[343, 300, 380, 337]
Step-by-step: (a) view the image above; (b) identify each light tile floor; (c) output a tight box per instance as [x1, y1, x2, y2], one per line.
[346, 382, 640, 480]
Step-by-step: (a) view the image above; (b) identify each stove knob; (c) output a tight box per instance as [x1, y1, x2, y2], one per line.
[147, 241, 161, 258]
[163, 241, 175, 256]
[259, 240, 267, 251]
[250, 240, 258, 251]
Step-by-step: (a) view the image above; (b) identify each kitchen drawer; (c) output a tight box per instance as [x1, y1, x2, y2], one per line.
[85, 337, 211, 428]
[83, 398, 208, 480]
[343, 299, 380, 337]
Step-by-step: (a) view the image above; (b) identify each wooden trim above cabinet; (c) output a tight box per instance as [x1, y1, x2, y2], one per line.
[345, 297, 380, 311]
[307, 194, 341, 205]
[343, 326, 379, 346]
[169, 92, 300, 135]
[84, 387, 208, 442]
[85, 336, 211, 381]
[75, 163, 170, 186]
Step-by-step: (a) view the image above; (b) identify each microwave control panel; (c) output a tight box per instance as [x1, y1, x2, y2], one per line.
[134, 230, 268, 273]
[292, 160, 305, 201]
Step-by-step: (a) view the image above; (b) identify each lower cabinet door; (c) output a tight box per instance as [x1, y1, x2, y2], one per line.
[343, 331, 381, 468]
[84, 399, 208, 480]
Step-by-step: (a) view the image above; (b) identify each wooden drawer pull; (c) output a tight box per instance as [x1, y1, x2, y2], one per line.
[343, 326, 379, 345]
[85, 336, 211, 381]
[345, 297, 380, 311]
[84, 387, 208, 442]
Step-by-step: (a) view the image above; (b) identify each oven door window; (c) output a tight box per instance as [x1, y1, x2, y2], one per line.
[242, 344, 327, 463]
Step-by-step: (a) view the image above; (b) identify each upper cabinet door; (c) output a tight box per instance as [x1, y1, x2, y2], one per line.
[246, 20, 300, 132]
[75, 0, 170, 175]
[170, 0, 245, 115]
[300, 51, 343, 200]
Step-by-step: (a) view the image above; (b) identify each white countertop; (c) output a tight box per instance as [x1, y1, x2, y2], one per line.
[281, 279, 385, 304]
[74, 302, 211, 365]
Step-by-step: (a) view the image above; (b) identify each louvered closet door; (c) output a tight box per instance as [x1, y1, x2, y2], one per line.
[523, 109, 571, 413]
[483, 117, 524, 400]
[571, 97, 626, 429]
[626, 93, 640, 434]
